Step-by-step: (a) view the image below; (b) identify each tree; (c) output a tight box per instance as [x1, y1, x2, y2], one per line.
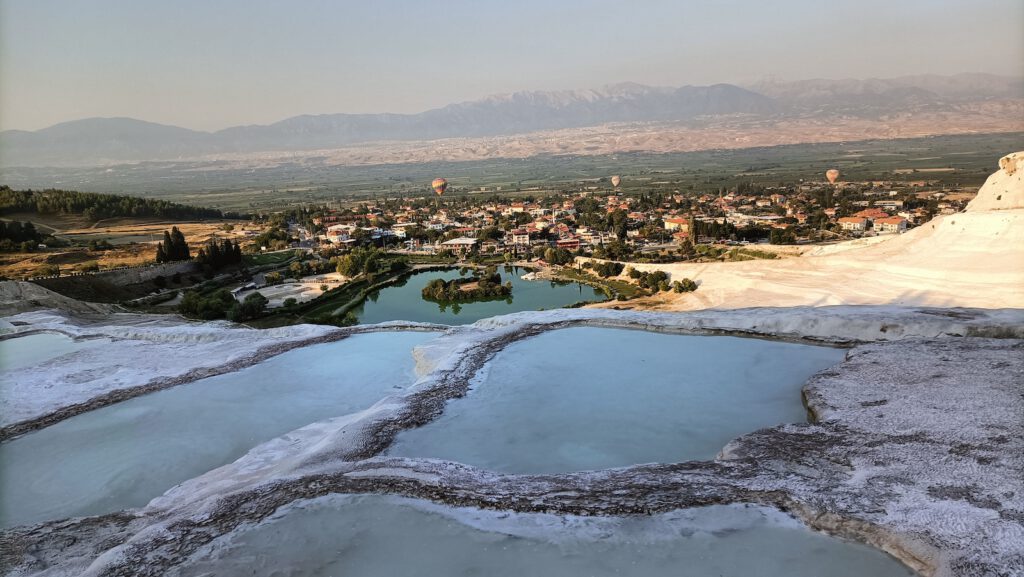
[161, 230, 174, 262]
[238, 292, 268, 318]
[679, 238, 696, 259]
[170, 226, 190, 260]
[22, 222, 37, 242]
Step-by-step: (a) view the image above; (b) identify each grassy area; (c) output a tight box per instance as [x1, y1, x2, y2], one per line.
[555, 266, 646, 300]
[727, 247, 779, 261]
[403, 253, 459, 266]
[0, 244, 156, 279]
[242, 251, 298, 267]
[0, 216, 262, 279]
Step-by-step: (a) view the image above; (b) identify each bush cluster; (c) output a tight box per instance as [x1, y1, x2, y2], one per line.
[179, 289, 268, 321]
[584, 261, 625, 278]
[422, 267, 512, 302]
[628, 268, 670, 290]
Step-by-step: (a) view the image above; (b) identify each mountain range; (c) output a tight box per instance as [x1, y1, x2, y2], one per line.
[2, 74, 1021, 167]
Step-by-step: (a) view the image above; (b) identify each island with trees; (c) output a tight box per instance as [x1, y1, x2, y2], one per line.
[421, 266, 512, 303]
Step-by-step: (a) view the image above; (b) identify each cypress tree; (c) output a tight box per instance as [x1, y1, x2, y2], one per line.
[23, 222, 37, 242]
[208, 241, 221, 267]
[170, 227, 190, 260]
[162, 231, 174, 260]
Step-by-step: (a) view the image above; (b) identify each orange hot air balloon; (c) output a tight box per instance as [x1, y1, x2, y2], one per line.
[825, 169, 840, 184]
[611, 175, 621, 187]
[431, 178, 448, 196]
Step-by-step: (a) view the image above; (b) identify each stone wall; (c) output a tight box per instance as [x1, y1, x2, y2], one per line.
[31, 260, 199, 285]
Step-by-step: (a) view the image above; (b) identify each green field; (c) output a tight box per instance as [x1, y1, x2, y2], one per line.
[3, 132, 1020, 212]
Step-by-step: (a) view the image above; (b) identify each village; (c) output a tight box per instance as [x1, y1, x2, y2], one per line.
[300, 177, 969, 259]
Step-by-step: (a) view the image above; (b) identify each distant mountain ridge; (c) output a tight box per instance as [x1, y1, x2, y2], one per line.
[2, 73, 1021, 167]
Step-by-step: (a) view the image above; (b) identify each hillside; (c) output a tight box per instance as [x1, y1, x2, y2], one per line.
[595, 151, 1024, 311]
[2, 73, 1021, 167]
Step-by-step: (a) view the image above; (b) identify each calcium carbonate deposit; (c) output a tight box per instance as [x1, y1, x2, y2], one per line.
[1, 154, 1022, 577]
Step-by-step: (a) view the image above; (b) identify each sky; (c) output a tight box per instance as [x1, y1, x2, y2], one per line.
[1, 0, 1022, 132]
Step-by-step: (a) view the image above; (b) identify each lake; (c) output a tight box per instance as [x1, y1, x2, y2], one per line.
[353, 267, 606, 325]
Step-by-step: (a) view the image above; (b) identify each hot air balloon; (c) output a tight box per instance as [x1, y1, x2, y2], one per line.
[610, 175, 621, 187]
[825, 169, 840, 184]
[431, 178, 448, 197]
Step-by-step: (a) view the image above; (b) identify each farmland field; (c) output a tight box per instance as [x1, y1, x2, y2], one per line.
[2, 132, 1020, 212]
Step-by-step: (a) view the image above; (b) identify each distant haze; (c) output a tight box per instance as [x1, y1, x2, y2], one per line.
[2, 74, 1022, 167]
[1, 0, 1022, 132]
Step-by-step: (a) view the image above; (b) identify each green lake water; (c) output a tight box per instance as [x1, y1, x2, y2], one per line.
[353, 267, 606, 325]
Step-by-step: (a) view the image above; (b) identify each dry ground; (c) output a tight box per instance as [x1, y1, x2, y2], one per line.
[0, 219, 258, 279]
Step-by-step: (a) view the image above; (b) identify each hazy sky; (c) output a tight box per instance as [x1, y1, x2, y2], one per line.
[2, 0, 1022, 132]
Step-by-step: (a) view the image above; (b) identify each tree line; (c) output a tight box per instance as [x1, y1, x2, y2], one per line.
[0, 186, 243, 221]
[0, 220, 42, 251]
[195, 238, 243, 269]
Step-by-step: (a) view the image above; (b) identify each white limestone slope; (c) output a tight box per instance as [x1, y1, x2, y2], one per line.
[0, 311, 336, 429]
[593, 151, 1024, 311]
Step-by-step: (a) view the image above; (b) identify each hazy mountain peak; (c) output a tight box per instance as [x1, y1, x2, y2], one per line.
[2, 73, 1020, 167]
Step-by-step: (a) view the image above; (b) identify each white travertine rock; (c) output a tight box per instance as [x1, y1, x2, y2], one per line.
[966, 151, 1024, 211]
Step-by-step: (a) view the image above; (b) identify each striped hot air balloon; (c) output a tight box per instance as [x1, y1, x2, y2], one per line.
[431, 178, 448, 196]
[825, 169, 840, 184]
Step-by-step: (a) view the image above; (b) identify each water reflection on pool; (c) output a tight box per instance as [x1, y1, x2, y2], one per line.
[390, 327, 846, 473]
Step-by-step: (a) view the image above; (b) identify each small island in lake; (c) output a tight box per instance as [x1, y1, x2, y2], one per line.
[421, 266, 513, 303]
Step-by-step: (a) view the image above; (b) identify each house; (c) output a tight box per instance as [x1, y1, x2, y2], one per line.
[390, 222, 420, 238]
[875, 216, 908, 234]
[663, 218, 691, 233]
[854, 208, 889, 221]
[438, 237, 479, 256]
[838, 217, 869, 232]
[508, 228, 531, 249]
[874, 200, 905, 210]
[555, 237, 580, 251]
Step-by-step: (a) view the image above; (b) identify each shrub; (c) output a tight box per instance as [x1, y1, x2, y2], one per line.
[35, 264, 60, 277]
[179, 289, 235, 320]
[591, 261, 625, 278]
[672, 278, 698, 293]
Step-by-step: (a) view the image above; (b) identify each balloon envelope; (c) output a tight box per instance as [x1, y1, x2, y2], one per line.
[431, 178, 448, 196]
[825, 169, 840, 184]
[611, 175, 621, 187]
